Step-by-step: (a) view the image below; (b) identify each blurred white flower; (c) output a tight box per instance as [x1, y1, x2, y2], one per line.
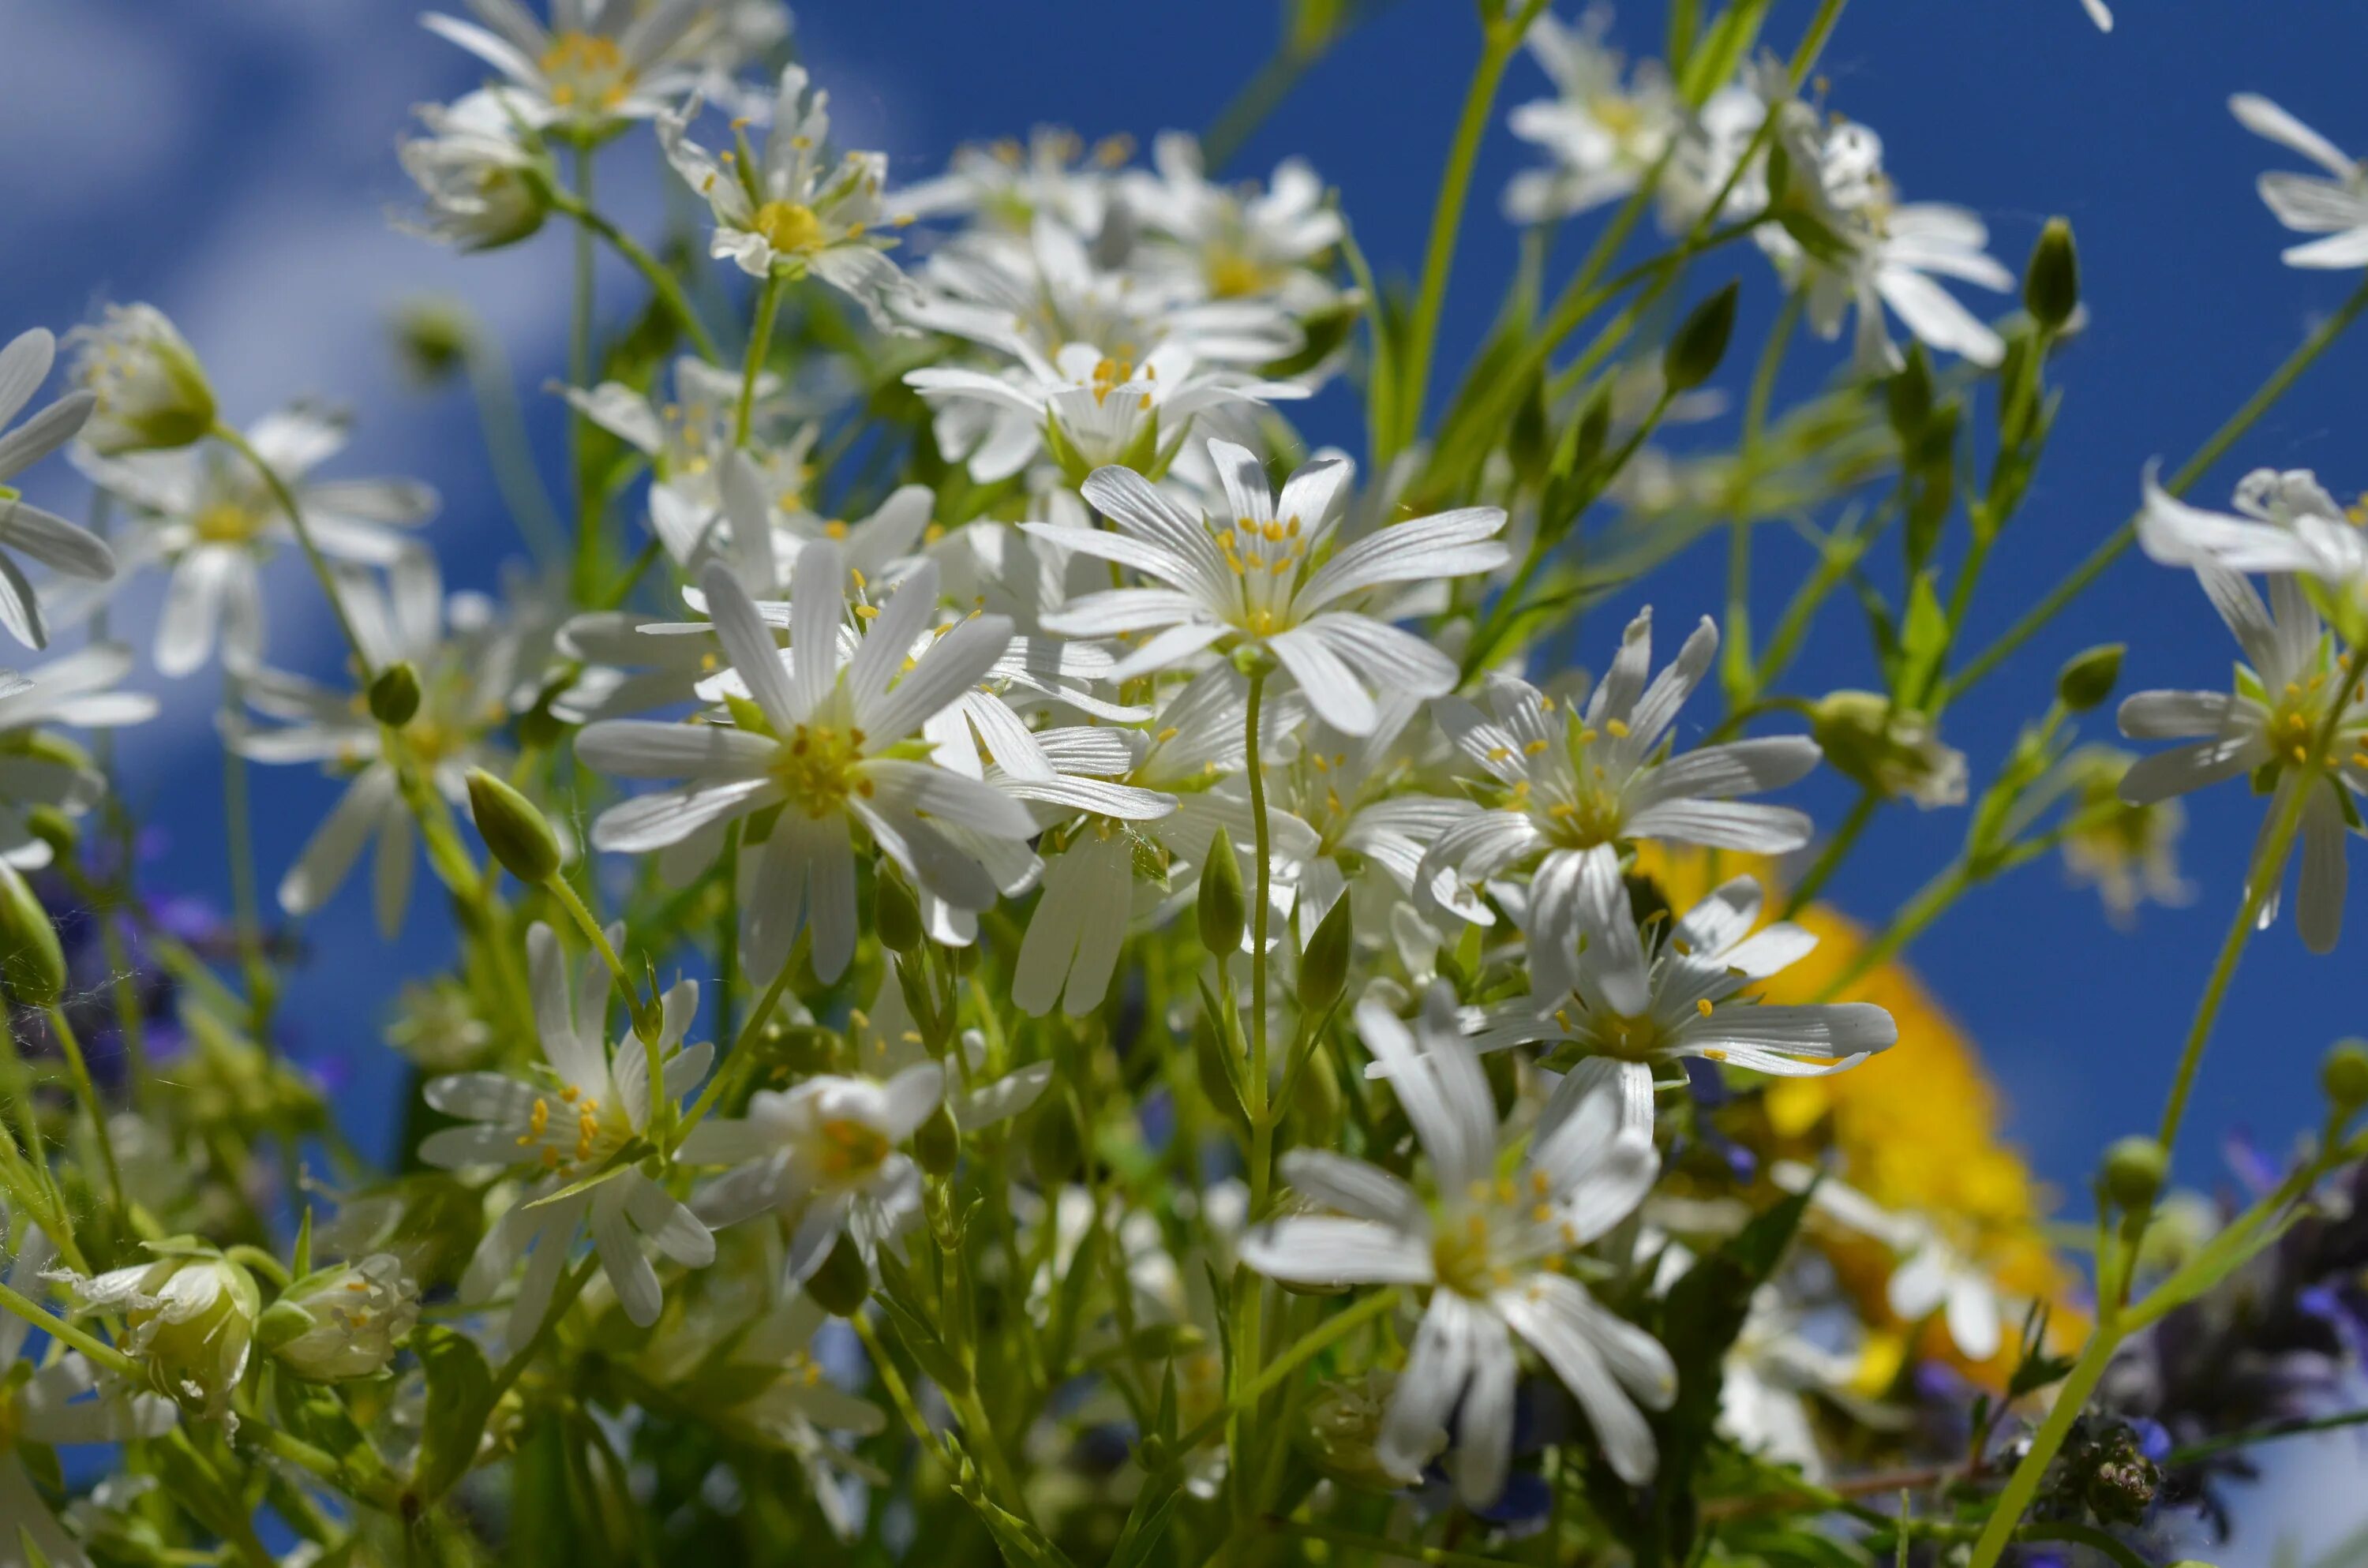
[2231, 93, 2368, 268]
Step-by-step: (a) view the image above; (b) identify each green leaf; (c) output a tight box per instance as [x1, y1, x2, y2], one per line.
[410, 1325, 497, 1504]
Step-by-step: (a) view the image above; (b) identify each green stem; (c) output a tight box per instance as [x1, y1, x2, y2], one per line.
[1388, 2, 1546, 460]
[0, 1278, 137, 1378]
[1231, 665, 1275, 1530]
[1947, 276, 2368, 703]
[674, 953, 800, 1148]
[213, 423, 373, 682]
[43, 1005, 123, 1218]
[462, 325, 570, 565]
[546, 193, 721, 365]
[1178, 1287, 1396, 1459]
[219, 675, 276, 1044]
[2168, 1404, 2368, 1465]
[1964, 1325, 2118, 1568]
[736, 272, 783, 449]
[1725, 290, 1804, 705]
[1781, 788, 1877, 919]
[1261, 1518, 1521, 1568]
[488, 1254, 598, 1400]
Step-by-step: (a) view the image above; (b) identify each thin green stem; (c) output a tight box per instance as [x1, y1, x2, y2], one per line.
[43, 1005, 122, 1218]
[488, 1254, 598, 1401]
[675, 953, 800, 1147]
[546, 193, 721, 364]
[1231, 665, 1274, 1532]
[2168, 1403, 2368, 1465]
[1178, 1287, 1396, 1459]
[1725, 290, 1804, 705]
[736, 272, 783, 449]
[0, 1278, 137, 1378]
[461, 325, 569, 565]
[213, 424, 373, 681]
[1262, 1518, 1522, 1568]
[218, 675, 276, 1044]
[1782, 788, 1877, 919]
[1964, 1325, 2118, 1568]
[1947, 277, 2368, 703]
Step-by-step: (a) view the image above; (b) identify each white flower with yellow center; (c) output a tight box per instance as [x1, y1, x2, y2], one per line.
[1241, 986, 1673, 1504]
[1124, 133, 1347, 313]
[578, 545, 1034, 982]
[230, 555, 522, 937]
[422, 922, 714, 1341]
[1029, 440, 1507, 735]
[2136, 464, 2368, 599]
[1418, 611, 1819, 930]
[680, 1062, 944, 1282]
[1464, 871, 1896, 1120]
[894, 126, 1125, 238]
[0, 643, 157, 871]
[1501, 12, 1684, 225]
[61, 304, 214, 458]
[76, 405, 437, 677]
[67, 1251, 258, 1422]
[2231, 94, 2368, 269]
[2116, 563, 2368, 952]
[397, 88, 549, 253]
[0, 327, 117, 649]
[422, 0, 700, 133]
[659, 66, 915, 327]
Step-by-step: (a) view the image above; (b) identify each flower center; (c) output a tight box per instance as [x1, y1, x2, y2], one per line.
[194, 501, 264, 545]
[2267, 680, 2347, 770]
[519, 1087, 631, 1173]
[1431, 1205, 1509, 1299]
[1542, 782, 1625, 848]
[816, 1117, 890, 1182]
[1205, 249, 1272, 300]
[1589, 1007, 1665, 1062]
[539, 32, 634, 112]
[752, 200, 828, 256]
[772, 723, 870, 818]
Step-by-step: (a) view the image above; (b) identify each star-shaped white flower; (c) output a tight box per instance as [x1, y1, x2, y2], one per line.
[2231, 93, 2368, 269]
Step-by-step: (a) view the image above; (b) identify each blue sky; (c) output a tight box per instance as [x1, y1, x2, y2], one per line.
[7, 0, 2364, 1268]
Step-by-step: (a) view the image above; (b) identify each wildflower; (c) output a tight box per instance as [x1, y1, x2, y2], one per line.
[0, 1226, 174, 1568]
[846, 975, 1054, 1130]
[680, 1062, 943, 1282]
[0, 327, 117, 649]
[77, 405, 438, 676]
[1032, 441, 1507, 735]
[422, 0, 699, 134]
[2231, 93, 2368, 268]
[1124, 133, 1348, 314]
[1501, 12, 1684, 225]
[894, 126, 1125, 237]
[259, 1254, 419, 1381]
[2135, 464, 2368, 599]
[0, 644, 158, 870]
[659, 69, 915, 327]
[2116, 565, 2368, 952]
[1466, 871, 1897, 1120]
[1418, 612, 1819, 932]
[63, 305, 215, 457]
[2056, 747, 2194, 927]
[422, 923, 714, 1338]
[578, 548, 1033, 981]
[231, 555, 520, 937]
[67, 1248, 260, 1420]
[397, 88, 550, 252]
[1241, 986, 1673, 1502]
[1809, 689, 1969, 809]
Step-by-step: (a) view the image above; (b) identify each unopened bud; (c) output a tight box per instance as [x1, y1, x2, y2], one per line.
[1509, 374, 1550, 487]
[875, 870, 922, 956]
[368, 661, 422, 728]
[804, 1233, 873, 1317]
[1298, 897, 1352, 1016]
[1886, 346, 1935, 437]
[66, 304, 215, 455]
[2102, 1135, 2168, 1211]
[2323, 1038, 2368, 1110]
[466, 768, 561, 884]
[1663, 282, 1739, 393]
[2056, 644, 2124, 713]
[0, 864, 66, 1009]
[915, 1102, 960, 1177]
[389, 298, 475, 387]
[2025, 218, 2081, 333]
[261, 1254, 418, 1382]
[1198, 834, 1246, 958]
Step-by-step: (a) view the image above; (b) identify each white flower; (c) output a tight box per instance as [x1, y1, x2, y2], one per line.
[1241, 986, 1673, 1503]
[849, 979, 1054, 1132]
[0, 328, 117, 649]
[1029, 440, 1507, 735]
[1501, 13, 1684, 225]
[659, 68, 916, 327]
[2231, 94, 2368, 269]
[422, 923, 714, 1339]
[1123, 133, 1347, 313]
[77, 405, 438, 676]
[397, 88, 549, 252]
[2116, 564, 2368, 952]
[1418, 612, 1819, 926]
[422, 0, 701, 133]
[894, 127, 1126, 237]
[1718, 1283, 1855, 1479]
[62, 305, 215, 458]
[0, 1226, 174, 1568]
[68, 1251, 259, 1420]
[1464, 870, 1896, 1118]
[0, 644, 156, 870]
[1789, 1169, 2008, 1361]
[909, 342, 1307, 487]
[231, 556, 518, 937]
[260, 1254, 420, 1382]
[577, 547, 1035, 981]
[2136, 463, 2368, 596]
[2081, 0, 2113, 29]
[680, 1063, 943, 1282]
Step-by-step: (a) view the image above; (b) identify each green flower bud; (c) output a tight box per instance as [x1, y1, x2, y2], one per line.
[260, 1253, 418, 1382]
[1298, 896, 1352, 1016]
[1886, 345, 1935, 437]
[2025, 217, 2081, 333]
[368, 661, 422, 728]
[466, 768, 561, 884]
[72, 1250, 260, 1417]
[2102, 1135, 2168, 1211]
[388, 298, 475, 387]
[0, 863, 66, 1009]
[1028, 1098, 1084, 1185]
[2323, 1038, 2368, 1110]
[2056, 644, 2124, 713]
[875, 870, 923, 955]
[804, 1233, 874, 1317]
[1810, 690, 1968, 809]
[1198, 833, 1246, 958]
[1509, 373, 1551, 487]
[1662, 282, 1739, 393]
[1287, 1046, 1343, 1145]
[915, 1101, 961, 1177]
[67, 305, 215, 455]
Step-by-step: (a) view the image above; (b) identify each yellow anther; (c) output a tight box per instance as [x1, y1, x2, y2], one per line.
[1695, 997, 1714, 1017]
